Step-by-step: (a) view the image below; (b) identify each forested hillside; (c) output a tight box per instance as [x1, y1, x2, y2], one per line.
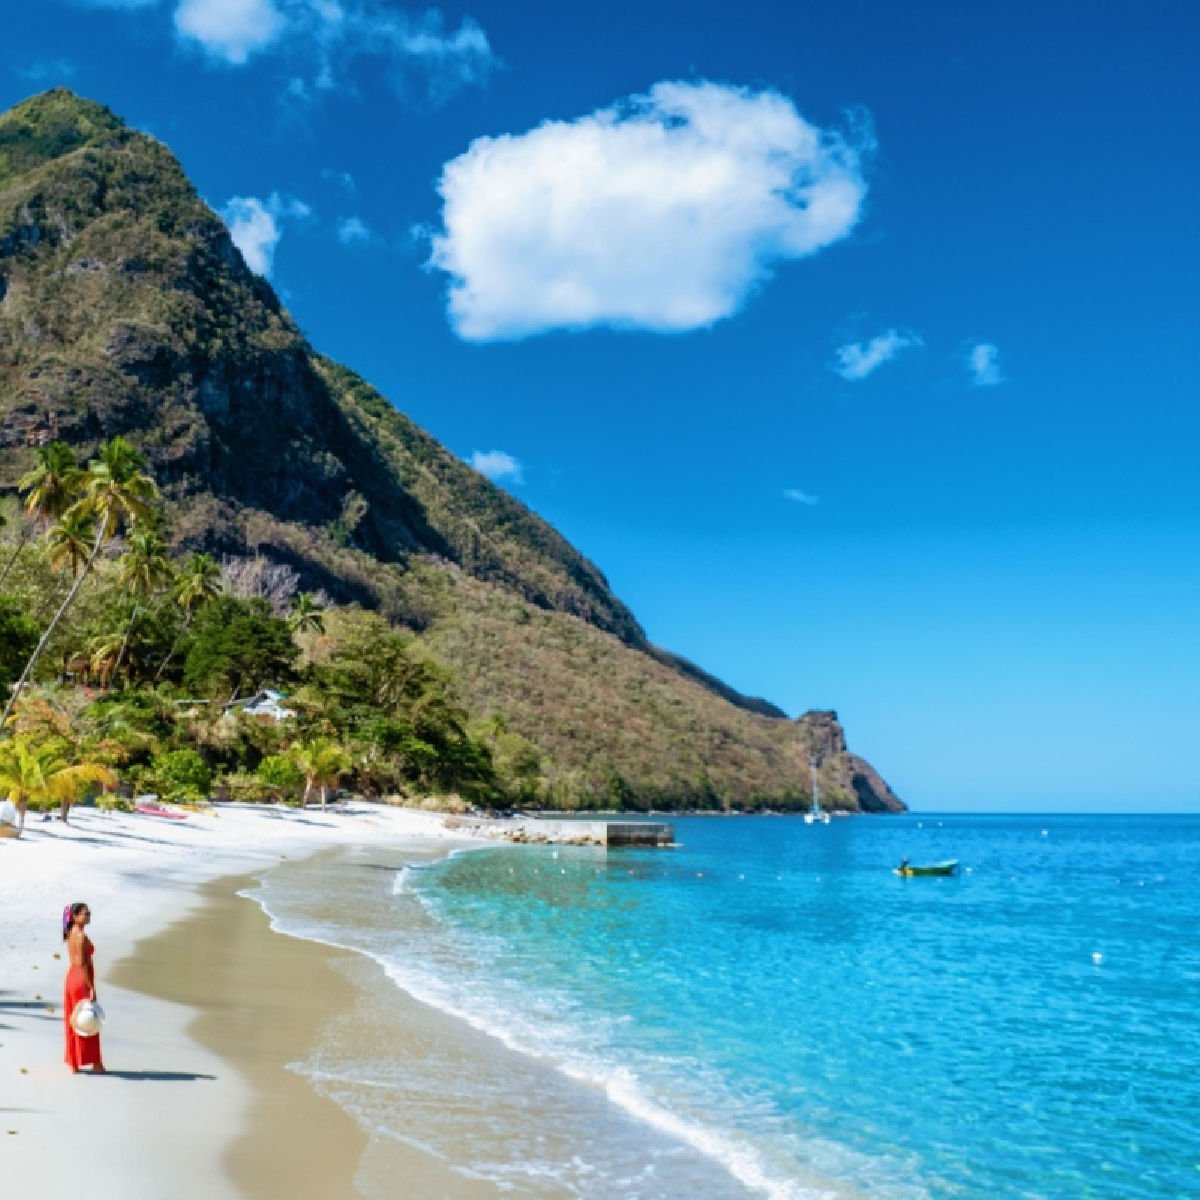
[0, 89, 903, 812]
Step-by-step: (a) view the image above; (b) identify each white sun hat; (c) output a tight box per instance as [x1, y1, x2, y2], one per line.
[70, 999, 105, 1037]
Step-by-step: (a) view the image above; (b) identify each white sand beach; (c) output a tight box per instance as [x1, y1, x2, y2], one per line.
[0, 802, 473, 1198]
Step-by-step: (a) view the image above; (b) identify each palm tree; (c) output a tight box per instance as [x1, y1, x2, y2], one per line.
[88, 630, 126, 690]
[0, 442, 83, 587]
[46, 508, 95, 580]
[1, 438, 158, 733]
[289, 591, 326, 636]
[111, 527, 174, 683]
[290, 737, 350, 808]
[153, 552, 222, 683]
[0, 734, 116, 834]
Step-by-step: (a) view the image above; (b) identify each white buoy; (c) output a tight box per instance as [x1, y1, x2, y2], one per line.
[1041, 829, 1049, 837]
[1092, 952, 1104, 965]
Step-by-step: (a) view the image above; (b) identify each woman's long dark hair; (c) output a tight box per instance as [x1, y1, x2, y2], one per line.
[62, 902, 87, 942]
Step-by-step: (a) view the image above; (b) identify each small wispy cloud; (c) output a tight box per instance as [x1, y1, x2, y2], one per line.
[15, 59, 77, 84]
[83, 0, 496, 102]
[834, 329, 921, 381]
[783, 488, 819, 506]
[469, 450, 524, 484]
[220, 192, 310, 277]
[967, 342, 1004, 387]
[70, 0, 159, 9]
[321, 168, 356, 194]
[175, 0, 286, 65]
[336, 216, 371, 245]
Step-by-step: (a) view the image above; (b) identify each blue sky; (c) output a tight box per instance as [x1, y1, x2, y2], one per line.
[4, 0, 1198, 811]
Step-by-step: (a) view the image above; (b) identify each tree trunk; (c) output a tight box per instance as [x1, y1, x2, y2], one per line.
[320, 783, 328, 809]
[153, 611, 192, 683]
[17, 797, 26, 837]
[0, 523, 35, 589]
[111, 602, 141, 685]
[0, 527, 105, 734]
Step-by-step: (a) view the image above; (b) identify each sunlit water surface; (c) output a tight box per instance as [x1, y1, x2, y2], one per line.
[254, 814, 1200, 1199]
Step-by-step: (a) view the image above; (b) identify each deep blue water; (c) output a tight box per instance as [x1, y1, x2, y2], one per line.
[400, 814, 1200, 1198]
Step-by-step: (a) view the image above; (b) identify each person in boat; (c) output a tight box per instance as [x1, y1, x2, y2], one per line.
[63, 901, 106, 1074]
[898, 857, 910, 873]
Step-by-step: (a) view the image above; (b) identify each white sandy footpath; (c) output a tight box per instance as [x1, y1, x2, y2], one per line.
[0, 802, 472, 1199]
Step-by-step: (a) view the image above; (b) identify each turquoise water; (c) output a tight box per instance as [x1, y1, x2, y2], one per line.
[406, 815, 1200, 1197]
[257, 815, 1200, 1197]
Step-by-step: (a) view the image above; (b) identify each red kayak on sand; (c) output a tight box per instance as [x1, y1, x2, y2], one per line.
[135, 805, 187, 820]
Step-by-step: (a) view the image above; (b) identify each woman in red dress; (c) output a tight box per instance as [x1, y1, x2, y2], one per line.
[63, 902, 106, 1074]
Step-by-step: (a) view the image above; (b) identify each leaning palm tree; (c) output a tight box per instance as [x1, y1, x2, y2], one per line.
[0, 734, 116, 834]
[1, 438, 158, 733]
[290, 737, 351, 809]
[153, 552, 222, 683]
[0, 442, 84, 587]
[111, 527, 174, 683]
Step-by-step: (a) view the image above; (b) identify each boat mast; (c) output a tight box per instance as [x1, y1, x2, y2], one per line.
[810, 758, 819, 815]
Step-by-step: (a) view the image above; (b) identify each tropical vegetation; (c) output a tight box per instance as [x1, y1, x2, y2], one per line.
[0, 442, 540, 831]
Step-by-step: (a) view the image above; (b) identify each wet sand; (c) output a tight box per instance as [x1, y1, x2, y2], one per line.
[109, 874, 368, 1197]
[110, 872, 496, 1198]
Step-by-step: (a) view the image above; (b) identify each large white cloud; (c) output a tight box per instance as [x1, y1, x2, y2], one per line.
[428, 81, 870, 341]
[834, 329, 921, 381]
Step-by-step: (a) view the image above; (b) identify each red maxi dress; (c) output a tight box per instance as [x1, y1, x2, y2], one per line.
[64, 936, 102, 1070]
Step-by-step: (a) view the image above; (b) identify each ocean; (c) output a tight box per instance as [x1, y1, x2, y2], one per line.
[251, 813, 1200, 1198]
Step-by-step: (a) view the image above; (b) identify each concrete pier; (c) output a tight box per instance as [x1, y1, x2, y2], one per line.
[510, 819, 675, 847]
[600, 822, 675, 847]
[446, 816, 675, 848]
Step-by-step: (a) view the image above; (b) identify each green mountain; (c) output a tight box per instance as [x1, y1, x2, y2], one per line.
[0, 89, 904, 812]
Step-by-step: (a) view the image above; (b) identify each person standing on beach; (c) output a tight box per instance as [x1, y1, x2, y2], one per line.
[63, 902, 106, 1074]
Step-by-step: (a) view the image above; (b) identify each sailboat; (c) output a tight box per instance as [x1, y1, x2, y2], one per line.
[804, 760, 830, 824]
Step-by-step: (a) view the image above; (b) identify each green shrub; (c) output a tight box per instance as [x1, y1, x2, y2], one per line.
[151, 747, 213, 801]
[96, 793, 135, 813]
[257, 754, 304, 797]
[222, 772, 277, 803]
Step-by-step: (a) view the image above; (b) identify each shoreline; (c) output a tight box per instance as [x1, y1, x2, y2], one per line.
[0, 802, 480, 1198]
[5, 804, 850, 1199]
[240, 842, 832, 1200]
[108, 873, 372, 1199]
